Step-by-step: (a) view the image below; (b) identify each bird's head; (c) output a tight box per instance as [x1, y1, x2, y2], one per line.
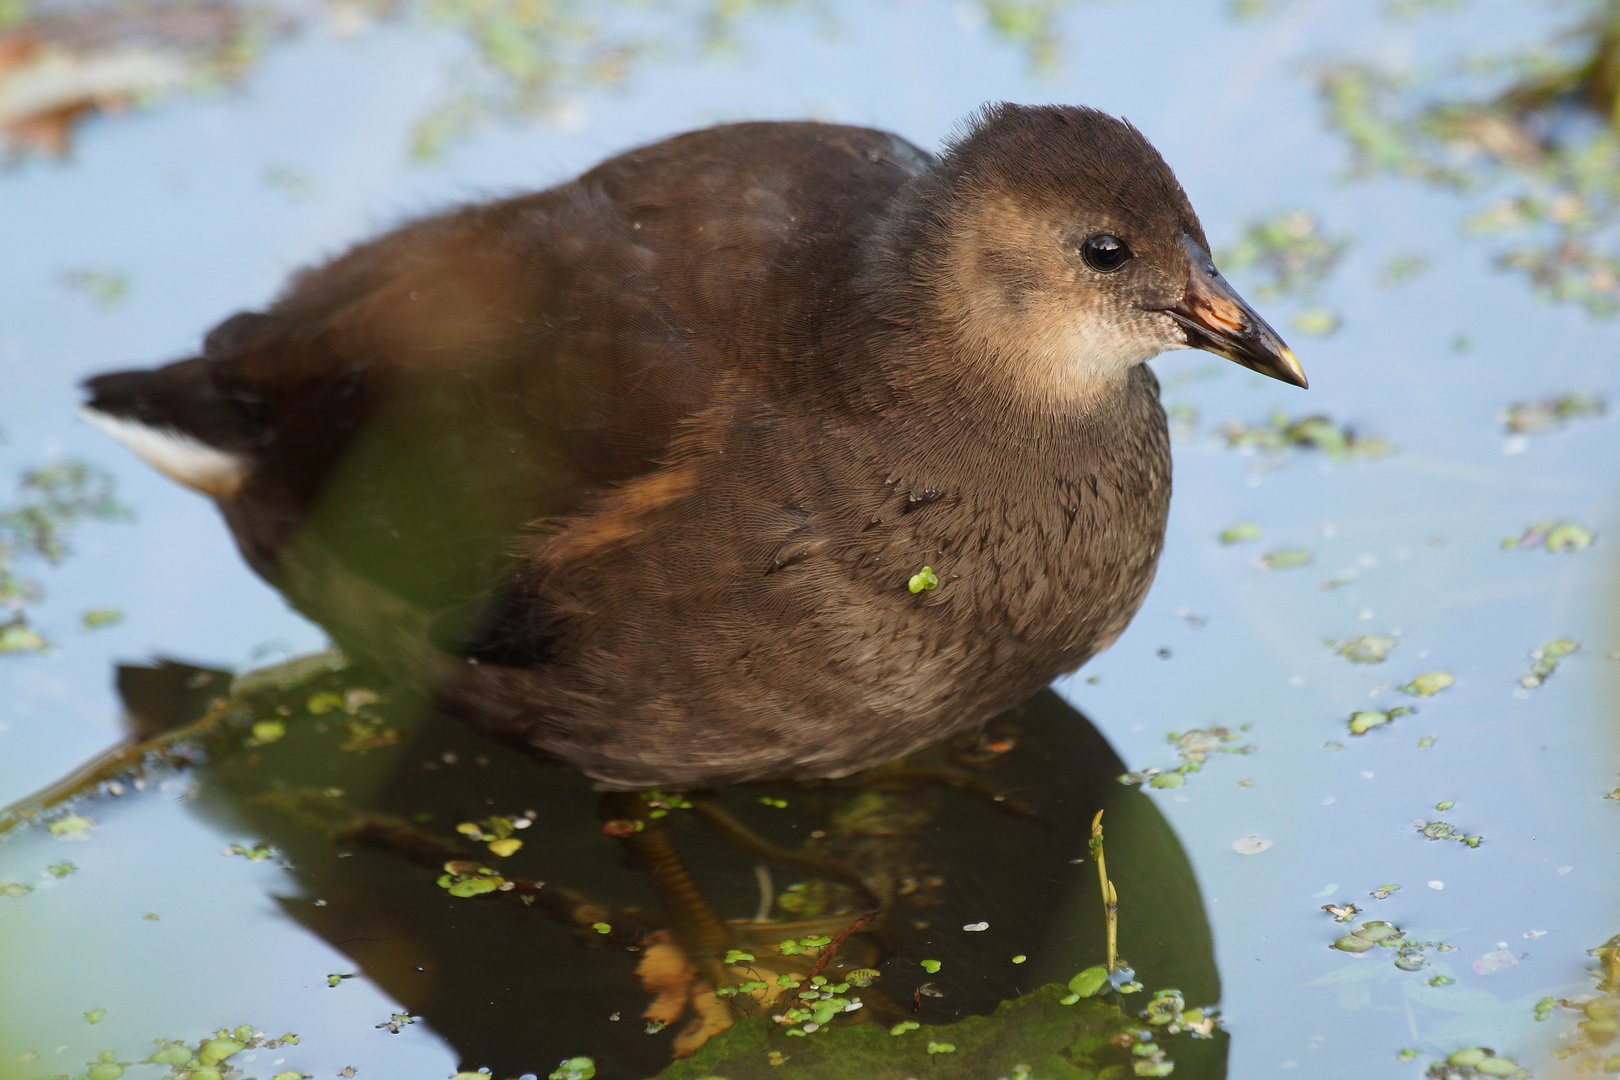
[918, 103, 1305, 406]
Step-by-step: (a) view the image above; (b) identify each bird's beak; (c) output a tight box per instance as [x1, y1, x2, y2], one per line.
[1161, 236, 1307, 388]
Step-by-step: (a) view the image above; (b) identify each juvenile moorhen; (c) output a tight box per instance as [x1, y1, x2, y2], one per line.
[82, 103, 1304, 791]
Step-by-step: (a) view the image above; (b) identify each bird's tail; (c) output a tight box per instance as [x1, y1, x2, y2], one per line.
[79, 355, 257, 498]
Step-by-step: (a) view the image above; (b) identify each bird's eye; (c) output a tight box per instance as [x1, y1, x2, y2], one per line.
[1081, 233, 1131, 273]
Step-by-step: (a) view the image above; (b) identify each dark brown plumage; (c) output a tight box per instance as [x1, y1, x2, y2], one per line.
[82, 103, 1303, 789]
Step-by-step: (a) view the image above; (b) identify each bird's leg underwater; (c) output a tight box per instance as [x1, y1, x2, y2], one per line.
[600, 790, 738, 996]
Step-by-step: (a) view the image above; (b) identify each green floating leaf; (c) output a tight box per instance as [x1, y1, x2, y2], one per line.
[1292, 308, 1341, 337]
[1503, 520, 1595, 552]
[1399, 671, 1453, 696]
[1216, 209, 1348, 300]
[48, 813, 96, 839]
[549, 1058, 597, 1080]
[1502, 393, 1604, 434]
[1219, 521, 1263, 545]
[1445, 1047, 1522, 1078]
[1522, 638, 1579, 687]
[1259, 547, 1313, 570]
[1333, 635, 1395, 664]
[908, 566, 940, 594]
[1348, 709, 1401, 736]
[0, 621, 47, 654]
[1221, 410, 1395, 461]
[1416, 820, 1483, 847]
[1067, 966, 1109, 998]
[80, 607, 123, 631]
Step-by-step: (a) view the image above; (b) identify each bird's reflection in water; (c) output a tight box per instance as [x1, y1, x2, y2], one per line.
[119, 664, 1227, 1079]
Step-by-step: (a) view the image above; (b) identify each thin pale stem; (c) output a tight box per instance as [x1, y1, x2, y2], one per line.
[1090, 809, 1117, 974]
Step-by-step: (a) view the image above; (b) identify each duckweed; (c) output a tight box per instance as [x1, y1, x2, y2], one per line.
[1523, 638, 1579, 687]
[1068, 966, 1109, 998]
[437, 860, 507, 897]
[1502, 393, 1605, 433]
[920, 959, 941, 974]
[80, 607, 123, 630]
[222, 843, 276, 861]
[1348, 707, 1412, 735]
[907, 566, 940, 593]
[1437, 1047, 1524, 1079]
[1119, 726, 1256, 788]
[1400, 671, 1454, 697]
[1378, 253, 1430, 288]
[1502, 520, 1595, 552]
[550, 1057, 596, 1080]
[1416, 820, 1483, 847]
[1217, 209, 1348, 300]
[1292, 308, 1341, 336]
[247, 719, 286, 745]
[1333, 920, 1401, 953]
[1221, 411, 1396, 461]
[199, 1037, 244, 1062]
[1259, 547, 1313, 570]
[1219, 521, 1262, 544]
[48, 813, 96, 839]
[1332, 635, 1396, 664]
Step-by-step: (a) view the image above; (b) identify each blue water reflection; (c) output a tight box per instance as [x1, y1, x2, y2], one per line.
[2, 1, 1617, 1078]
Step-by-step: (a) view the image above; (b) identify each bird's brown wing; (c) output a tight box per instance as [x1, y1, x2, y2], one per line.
[108, 121, 931, 628]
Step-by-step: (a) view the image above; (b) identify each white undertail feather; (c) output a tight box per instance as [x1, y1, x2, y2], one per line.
[77, 406, 248, 497]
